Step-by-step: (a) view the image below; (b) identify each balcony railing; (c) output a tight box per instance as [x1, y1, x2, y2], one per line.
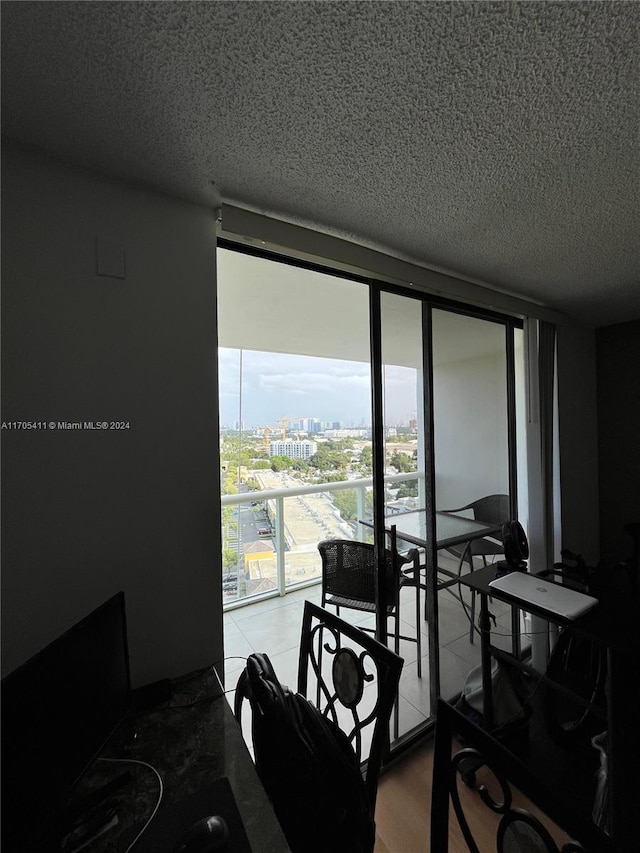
[221, 471, 424, 610]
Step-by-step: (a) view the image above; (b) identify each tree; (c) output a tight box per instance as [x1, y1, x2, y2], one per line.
[396, 482, 418, 498]
[220, 434, 267, 468]
[270, 455, 291, 472]
[332, 490, 357, 521]
[223, 548, 240, 571]
[359, 445, 373, 473]
[222, 472, 238, 495]
[309, 443, 348, 472]
[390, 451, 415, 473]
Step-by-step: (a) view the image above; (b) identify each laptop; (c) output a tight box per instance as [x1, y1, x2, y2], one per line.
[488, 571, 598, 620]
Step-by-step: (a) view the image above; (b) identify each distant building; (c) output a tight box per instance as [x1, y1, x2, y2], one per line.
[323, 428, 368, 439]
[269, 439, 318, 460]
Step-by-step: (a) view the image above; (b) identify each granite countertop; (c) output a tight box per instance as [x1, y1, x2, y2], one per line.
[65, 668, 290, 853]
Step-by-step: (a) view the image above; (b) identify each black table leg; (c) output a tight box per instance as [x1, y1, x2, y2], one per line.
[479, 592, 493, 731]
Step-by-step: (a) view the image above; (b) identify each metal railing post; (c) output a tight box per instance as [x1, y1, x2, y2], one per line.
[356, 486, 367, 542]
[275, 496, 286, 595]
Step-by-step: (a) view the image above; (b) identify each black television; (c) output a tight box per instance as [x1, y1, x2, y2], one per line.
[1, 591, 132, 850]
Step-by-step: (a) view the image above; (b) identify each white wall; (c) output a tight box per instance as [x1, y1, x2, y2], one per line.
[556, 324, 600, 565]
[1, 144, 222, 685]
[433, 352, 510, 509]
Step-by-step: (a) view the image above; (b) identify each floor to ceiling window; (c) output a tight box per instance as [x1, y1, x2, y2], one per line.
[217, 247, 372, 605]
[218, 243, 526, 754]
[380, 291, 427, 517]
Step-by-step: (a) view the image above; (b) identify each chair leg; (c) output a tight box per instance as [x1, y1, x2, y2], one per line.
[392, 683, 399, 743]
[469, 590, 476, 644]
[410, 554, 423, 677]
[458, 552, 475, 645]
[415, 584, 422, 679]
[393, 614, 400, 742]
[394, 609, 400, 660]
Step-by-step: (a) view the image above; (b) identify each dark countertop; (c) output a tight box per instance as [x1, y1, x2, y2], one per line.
[64, 669, 290, 853]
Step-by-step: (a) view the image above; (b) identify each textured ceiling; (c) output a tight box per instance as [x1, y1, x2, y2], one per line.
[2, 1, 639, 326]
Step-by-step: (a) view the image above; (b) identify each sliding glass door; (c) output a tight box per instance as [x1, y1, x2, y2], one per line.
[217, 244, 526, 753]
[431, 308, 517, 704]
[378, 290, 431, 739]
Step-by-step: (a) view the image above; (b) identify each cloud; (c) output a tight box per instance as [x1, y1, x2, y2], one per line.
[260, 371, 371, 395]
[218, 347, 416, 426]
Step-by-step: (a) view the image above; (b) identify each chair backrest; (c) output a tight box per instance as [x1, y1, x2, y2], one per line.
[469, 494, 511, 526]
[234, 648, 377, 853]
[298, 600, 403, 810]
[318, 539, 400, 609]
[431, 699, 607, 852]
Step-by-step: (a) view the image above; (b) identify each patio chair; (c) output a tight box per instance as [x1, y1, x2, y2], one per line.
[318, 537, 423, 676]
[440, 494, 510, 642]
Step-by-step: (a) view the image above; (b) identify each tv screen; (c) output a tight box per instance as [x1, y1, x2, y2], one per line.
[1, 592, 132, 850]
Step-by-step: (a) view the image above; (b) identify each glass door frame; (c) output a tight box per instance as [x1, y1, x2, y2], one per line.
[369, 283, 524, 751]
[216, 238, 524, 754]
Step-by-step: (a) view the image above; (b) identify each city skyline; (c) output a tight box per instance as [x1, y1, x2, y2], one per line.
[218, 347, 418, 429]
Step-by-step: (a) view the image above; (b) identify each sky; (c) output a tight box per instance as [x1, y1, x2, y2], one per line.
[218, 348, 418, 429]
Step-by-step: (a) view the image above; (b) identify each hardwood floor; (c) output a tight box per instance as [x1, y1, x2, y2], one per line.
[374, 741, 436, 853]
[373, 737, 570, 853]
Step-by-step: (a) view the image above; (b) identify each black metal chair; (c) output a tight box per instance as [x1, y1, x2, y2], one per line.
[234, 601, 403, 851]
[431, 699, 608, 852]
[298, 600, 403, 810]
[318, 537, 423, 676]
[441, 494, 510, 642]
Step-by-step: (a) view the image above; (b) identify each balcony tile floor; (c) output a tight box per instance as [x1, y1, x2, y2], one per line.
[223, 557, 521, 746]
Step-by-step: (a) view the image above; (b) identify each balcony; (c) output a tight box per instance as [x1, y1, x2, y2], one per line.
[221, 473, 517, 741]
[221, 471, 422, 606]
